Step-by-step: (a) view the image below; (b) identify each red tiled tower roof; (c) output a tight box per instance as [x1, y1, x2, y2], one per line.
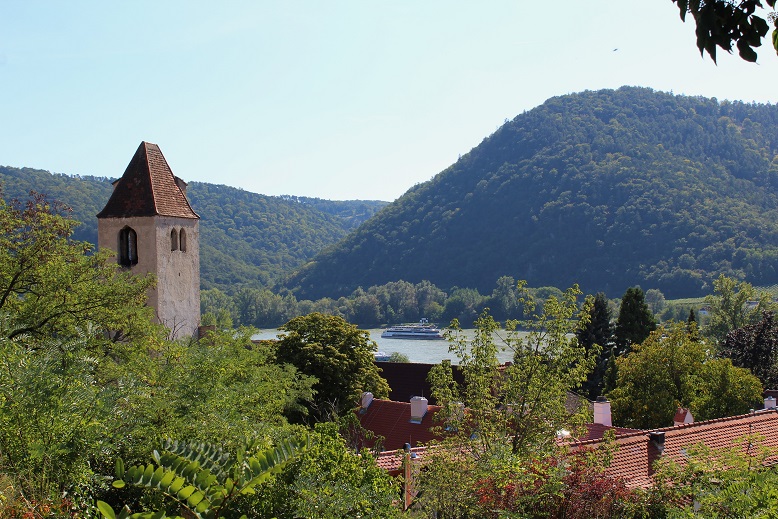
[97, 142, 199, 219]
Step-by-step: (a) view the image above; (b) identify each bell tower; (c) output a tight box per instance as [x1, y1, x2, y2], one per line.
[97, 141, 200, 339]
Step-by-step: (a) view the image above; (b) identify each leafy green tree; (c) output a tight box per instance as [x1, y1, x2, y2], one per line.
[0, 191, 155, 344]
[644, 288, 666, 316]
[276, 313, 389, 422]
[720, 310, 778, 387]
[0, 325, 115, 502]
[614, 287, 656, 355]
[576, 292, 614, 400]
[263, 423, 401, 519]
[654, 433, 778, 518]
[429, 282, 595, 458]
[671, 0, 778, 63]
[387, 351, 410, 363]
[147, 328, 316, 448]
[609, 324, 762, 429]
[0, 192, 160, 507]
[704, 274, 776, 348]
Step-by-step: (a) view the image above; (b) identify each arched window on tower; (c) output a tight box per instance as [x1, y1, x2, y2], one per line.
[119, 227, 138, 267]
[180, 228, 187, 252]
[171, 228, 179, 251]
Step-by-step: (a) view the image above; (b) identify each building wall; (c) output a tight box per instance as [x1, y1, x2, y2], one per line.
[97, 215, 200, 339]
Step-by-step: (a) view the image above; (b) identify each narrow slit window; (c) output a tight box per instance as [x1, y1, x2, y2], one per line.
[171, 228, 179, 251]
[179, 229, 187, 252]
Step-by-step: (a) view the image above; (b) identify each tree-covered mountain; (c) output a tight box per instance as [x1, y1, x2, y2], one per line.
[284, 87, 778, 300]
[0, 167, 387, 291]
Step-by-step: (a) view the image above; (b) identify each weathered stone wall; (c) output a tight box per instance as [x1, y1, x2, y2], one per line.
[97, 215, 200, 339]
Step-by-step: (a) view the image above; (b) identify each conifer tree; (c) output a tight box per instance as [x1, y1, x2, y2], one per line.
[614, 287, 656, 355]
[576, 292, 613, 400]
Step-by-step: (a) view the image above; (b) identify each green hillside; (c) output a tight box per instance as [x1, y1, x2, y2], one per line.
[0, 167, 387, 291]
[284, 87, 778, 300]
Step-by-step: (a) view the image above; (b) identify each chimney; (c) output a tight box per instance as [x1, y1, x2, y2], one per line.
[360, 392, 373, 410]
[649, 431, 665, 453]
[593, 396, 612, 426]
[410, 396, 428, 423]
[765, 396, 777, 410]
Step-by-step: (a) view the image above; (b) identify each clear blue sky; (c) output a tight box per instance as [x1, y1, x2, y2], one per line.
[2, 2, 776, 201]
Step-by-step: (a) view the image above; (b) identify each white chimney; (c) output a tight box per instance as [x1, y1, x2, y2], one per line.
[593, 396, 612, 426]
[410, 396, 428, 423]
[361, 392, 373, 410]
[765, 396, 777, 410]
[674, 408, 694, 426]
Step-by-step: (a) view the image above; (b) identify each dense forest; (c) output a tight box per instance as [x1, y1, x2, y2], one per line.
[0, 167, 386, 291]
[284, 87, 778, 300]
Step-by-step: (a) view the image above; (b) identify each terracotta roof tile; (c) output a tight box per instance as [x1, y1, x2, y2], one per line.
[357, 399, 444, 451]
[375, 446, 429, 475]
[97, 142, 199, 219]
[575, 409, 778, 488]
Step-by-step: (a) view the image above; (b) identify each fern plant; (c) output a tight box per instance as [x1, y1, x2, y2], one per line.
[97, 436, 307, 519]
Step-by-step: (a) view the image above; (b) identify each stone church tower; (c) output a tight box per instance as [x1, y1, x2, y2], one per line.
[97, 141, 200, 339]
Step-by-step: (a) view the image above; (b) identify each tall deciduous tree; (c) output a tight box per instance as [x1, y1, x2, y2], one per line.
[614, 287, 656, 355]
[429, 282, 595, 457]
[704, 274, 775, 348]
[276, 313, 389, 422]
[0, 192, 155, 344]
[576, 292, 614, 400]
[609, 324, 762, 429]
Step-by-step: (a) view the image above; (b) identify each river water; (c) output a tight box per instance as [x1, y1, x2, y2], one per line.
[252, 327, 520, 365]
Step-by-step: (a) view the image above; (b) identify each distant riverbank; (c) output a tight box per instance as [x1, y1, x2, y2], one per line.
[252, 328, 520, 364]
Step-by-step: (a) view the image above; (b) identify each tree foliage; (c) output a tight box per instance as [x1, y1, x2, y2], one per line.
[671, 0, 778, 62]
[276, 313, 389, 422]
[576, 292, 614, 400]
[428, 283, 595, 458]
[614, 287, 656, 355]
[97, 436, 308, 519]
[609, 324, 762, 429]
[284, 88, 778, 300]
[263, 423, 400, 519]
[0, 191, 155, 343]
[704, 274, 776, 347]
[721, 310, 778, 387]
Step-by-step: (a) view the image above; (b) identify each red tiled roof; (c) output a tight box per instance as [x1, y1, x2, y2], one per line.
[375, 446, 430, 475]
[575, 409, 778, 488]
[97, 142, 199, 219]
[357, 399, 444, 451]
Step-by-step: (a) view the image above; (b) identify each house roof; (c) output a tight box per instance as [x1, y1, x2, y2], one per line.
[97, 141, 199, 219]
[357, 398, 443, 451]
[573, 409, 778, 488]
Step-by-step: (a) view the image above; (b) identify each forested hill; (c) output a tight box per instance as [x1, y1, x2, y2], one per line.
[0, 167, 387, 291]
[284, 87, 778, 300]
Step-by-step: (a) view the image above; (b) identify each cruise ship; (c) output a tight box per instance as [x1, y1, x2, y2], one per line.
[380, 318, 445, 340]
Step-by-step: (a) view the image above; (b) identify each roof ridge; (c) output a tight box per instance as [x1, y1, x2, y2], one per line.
[573, 409, 778, 447]
[142, 142, 160, 216]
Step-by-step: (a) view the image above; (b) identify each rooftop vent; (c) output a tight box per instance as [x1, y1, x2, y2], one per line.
[765, 396, 777, 410]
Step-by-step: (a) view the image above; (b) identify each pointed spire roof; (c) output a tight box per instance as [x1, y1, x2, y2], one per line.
[97, 141, 199, 219]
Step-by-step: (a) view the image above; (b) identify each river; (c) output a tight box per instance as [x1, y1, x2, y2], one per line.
[252, 327, 522, 364]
